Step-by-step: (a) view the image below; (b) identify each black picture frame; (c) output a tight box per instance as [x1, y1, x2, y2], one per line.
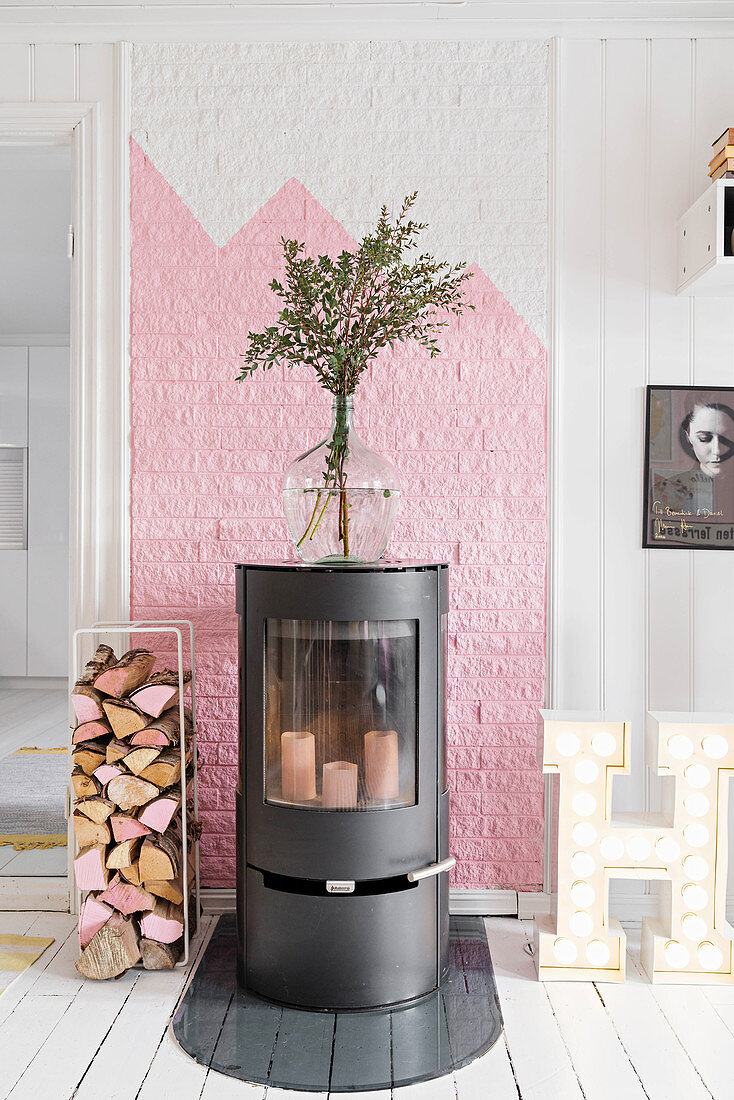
[643, 384, 734, 550]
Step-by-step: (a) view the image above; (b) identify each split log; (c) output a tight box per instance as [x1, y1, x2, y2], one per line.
[129, 669, 191, 719]
[110, 813, 151, 843]
[139, 746, 191, 790]
[145, 877, 183, 905]
[74, 845, 110, 891]
[106, 738, 130, 765]
[139, 899, 184, 944]
[138, 793, 180, 834]
[78, 895, 114, 949]
[145, 855, 194, 905]
[71, 643, 116, 723]
[130, 715, 180, 749]
[92, 763, 124, 788]
[78, 642, 116, 683]
[140, 937, 181, 970]
[72, 810, 111, 849]
[75, 796, 115, 824]
[102, 698, 149, 741]
[119, 861, 141, 886]
[72, 741, 107, 777]
[99, 872, 155, 915]
[70, 686, 106, 726]
[139, 833, 179, 882]
[106, 774, 159, 812]
[71, 719, 112, 746]
[94, 649, 156, 699]
[75, 912, 141, 979]
[71, 767, 101, 799]
[106, 837, 143, 869]
[123, 746, 162, 777]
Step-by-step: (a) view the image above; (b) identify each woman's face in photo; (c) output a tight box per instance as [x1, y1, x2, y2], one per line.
[686, 405, 734, 477]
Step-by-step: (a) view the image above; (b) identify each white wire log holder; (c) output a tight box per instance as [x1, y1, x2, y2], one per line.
[71, 620, 201, 968]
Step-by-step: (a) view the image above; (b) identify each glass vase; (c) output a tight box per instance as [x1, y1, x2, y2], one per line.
[282, 396, 400, 564]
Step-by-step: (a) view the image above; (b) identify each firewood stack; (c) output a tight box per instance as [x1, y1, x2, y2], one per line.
[70, 643, 199, 979]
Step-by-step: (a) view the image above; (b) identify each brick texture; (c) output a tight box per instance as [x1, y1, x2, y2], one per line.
[130, 42, 548, 891]
[131, 40, 548, 339]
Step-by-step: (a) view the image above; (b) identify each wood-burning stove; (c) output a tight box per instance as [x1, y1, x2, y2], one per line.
[235, 561, 452, 1010]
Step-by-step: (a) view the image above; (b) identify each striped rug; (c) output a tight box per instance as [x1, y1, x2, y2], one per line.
[0, 747, 67, 850]
[0, 933, 55, 996]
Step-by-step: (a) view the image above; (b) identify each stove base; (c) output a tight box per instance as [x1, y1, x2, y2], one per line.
[173, 914, 502, 1092]
[243, 865, 446, 1010]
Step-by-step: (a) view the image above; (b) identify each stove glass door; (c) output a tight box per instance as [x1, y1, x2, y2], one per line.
[264, 618, 417, 811]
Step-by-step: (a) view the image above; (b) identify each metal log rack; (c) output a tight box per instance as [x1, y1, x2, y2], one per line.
[71, 620, 201, 967]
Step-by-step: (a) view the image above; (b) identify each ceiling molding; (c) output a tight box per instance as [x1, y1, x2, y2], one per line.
[3, 2, 734, 43]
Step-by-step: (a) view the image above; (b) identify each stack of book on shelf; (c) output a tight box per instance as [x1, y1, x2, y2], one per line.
[709, 127, 734, 180]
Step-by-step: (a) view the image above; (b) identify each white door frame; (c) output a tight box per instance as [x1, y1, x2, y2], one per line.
[0, 49, 131, 910]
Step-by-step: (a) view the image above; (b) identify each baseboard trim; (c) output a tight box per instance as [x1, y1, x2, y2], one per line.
[517, 891, 552, 919]
[449, 889, 518, 915]
[200, 886, 521, 917]
[0, 876, 69, 911]
[0, 677, 67, 690]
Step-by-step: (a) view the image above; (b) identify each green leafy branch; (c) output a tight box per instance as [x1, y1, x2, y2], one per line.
[236, 193, 474, 396]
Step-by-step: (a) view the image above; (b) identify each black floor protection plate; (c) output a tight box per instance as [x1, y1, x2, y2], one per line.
[172, 915, 503, 1092]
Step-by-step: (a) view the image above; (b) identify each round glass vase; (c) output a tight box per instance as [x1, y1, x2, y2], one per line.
[282, 396, 401, 564]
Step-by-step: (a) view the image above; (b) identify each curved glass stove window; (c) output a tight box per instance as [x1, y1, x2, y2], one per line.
[265, 619, 417, 811]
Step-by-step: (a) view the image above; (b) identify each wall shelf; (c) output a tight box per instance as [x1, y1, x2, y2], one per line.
[677, 178, 734, 295]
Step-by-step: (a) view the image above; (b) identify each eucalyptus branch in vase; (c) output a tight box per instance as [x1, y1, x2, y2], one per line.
[237, 194, 474, 562]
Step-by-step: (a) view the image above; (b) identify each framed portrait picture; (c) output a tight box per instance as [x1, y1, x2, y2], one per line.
[643, 385, 734, 549]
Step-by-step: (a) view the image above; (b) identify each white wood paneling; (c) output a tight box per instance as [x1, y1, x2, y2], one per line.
[27, 347, 70, 678]
[0, 552, 27, 676]
[0, 348, 28, 447]
[33, 43, 76, 101]
[553, 37, 734, 902]
[0, 45, 30, 101]
[555, 38, 604, 712]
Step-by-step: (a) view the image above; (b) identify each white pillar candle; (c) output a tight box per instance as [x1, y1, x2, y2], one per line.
[281, 731, 316, 803]
[364, 729, 399, 800]
[322, 760, 358, 809]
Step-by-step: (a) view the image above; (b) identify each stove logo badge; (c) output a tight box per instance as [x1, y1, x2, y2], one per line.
[326, 880, 356, 894]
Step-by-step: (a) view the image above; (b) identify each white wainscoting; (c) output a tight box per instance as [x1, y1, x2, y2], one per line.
[550, 37, 734, 910]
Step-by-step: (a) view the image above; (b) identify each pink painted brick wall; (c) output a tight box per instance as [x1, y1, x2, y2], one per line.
[130, 139, 547, 890]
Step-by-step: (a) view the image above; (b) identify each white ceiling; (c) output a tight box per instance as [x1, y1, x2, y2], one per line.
[0, 145, 71, 338]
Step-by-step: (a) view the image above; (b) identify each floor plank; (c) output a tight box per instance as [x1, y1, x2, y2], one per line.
[202, 1067, 266, 1097]
[0, 991, 76, 1100]
[75, 971, 196, 1100]
[484, 918, 585, 1100]
[544, 981, 647, 1100]
[632, 957, 734, 1100]
[597, 952, 713, 1100]
[0, 913, 77, 1026]
[454, 1037, 520, 1100]
[6, 969, 141, 1099]
[75, 922, 213, 1100]
[137, 1027, 209, 1100]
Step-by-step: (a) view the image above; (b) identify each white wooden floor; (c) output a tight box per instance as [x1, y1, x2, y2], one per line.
[1, 912, 733, 1100]
[0, 689, 68, 877]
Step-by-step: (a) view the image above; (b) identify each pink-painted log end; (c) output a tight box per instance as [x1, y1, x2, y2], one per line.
[78, 896, 114, 948]
[130, 684, 179, 719]
[139, 909, 184, 944]
[93, 764, 123, 786]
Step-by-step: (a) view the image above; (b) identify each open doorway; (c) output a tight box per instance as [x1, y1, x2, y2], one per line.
[0, 145, 71, 878]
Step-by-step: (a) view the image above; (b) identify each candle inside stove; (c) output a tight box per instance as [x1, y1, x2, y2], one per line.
[322, 760, 358, 808]
[364, 729, 399, 799]
[281, 731, 316, 802]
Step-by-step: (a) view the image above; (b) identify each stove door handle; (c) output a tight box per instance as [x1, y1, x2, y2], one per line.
[407, 857, 456, 883]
